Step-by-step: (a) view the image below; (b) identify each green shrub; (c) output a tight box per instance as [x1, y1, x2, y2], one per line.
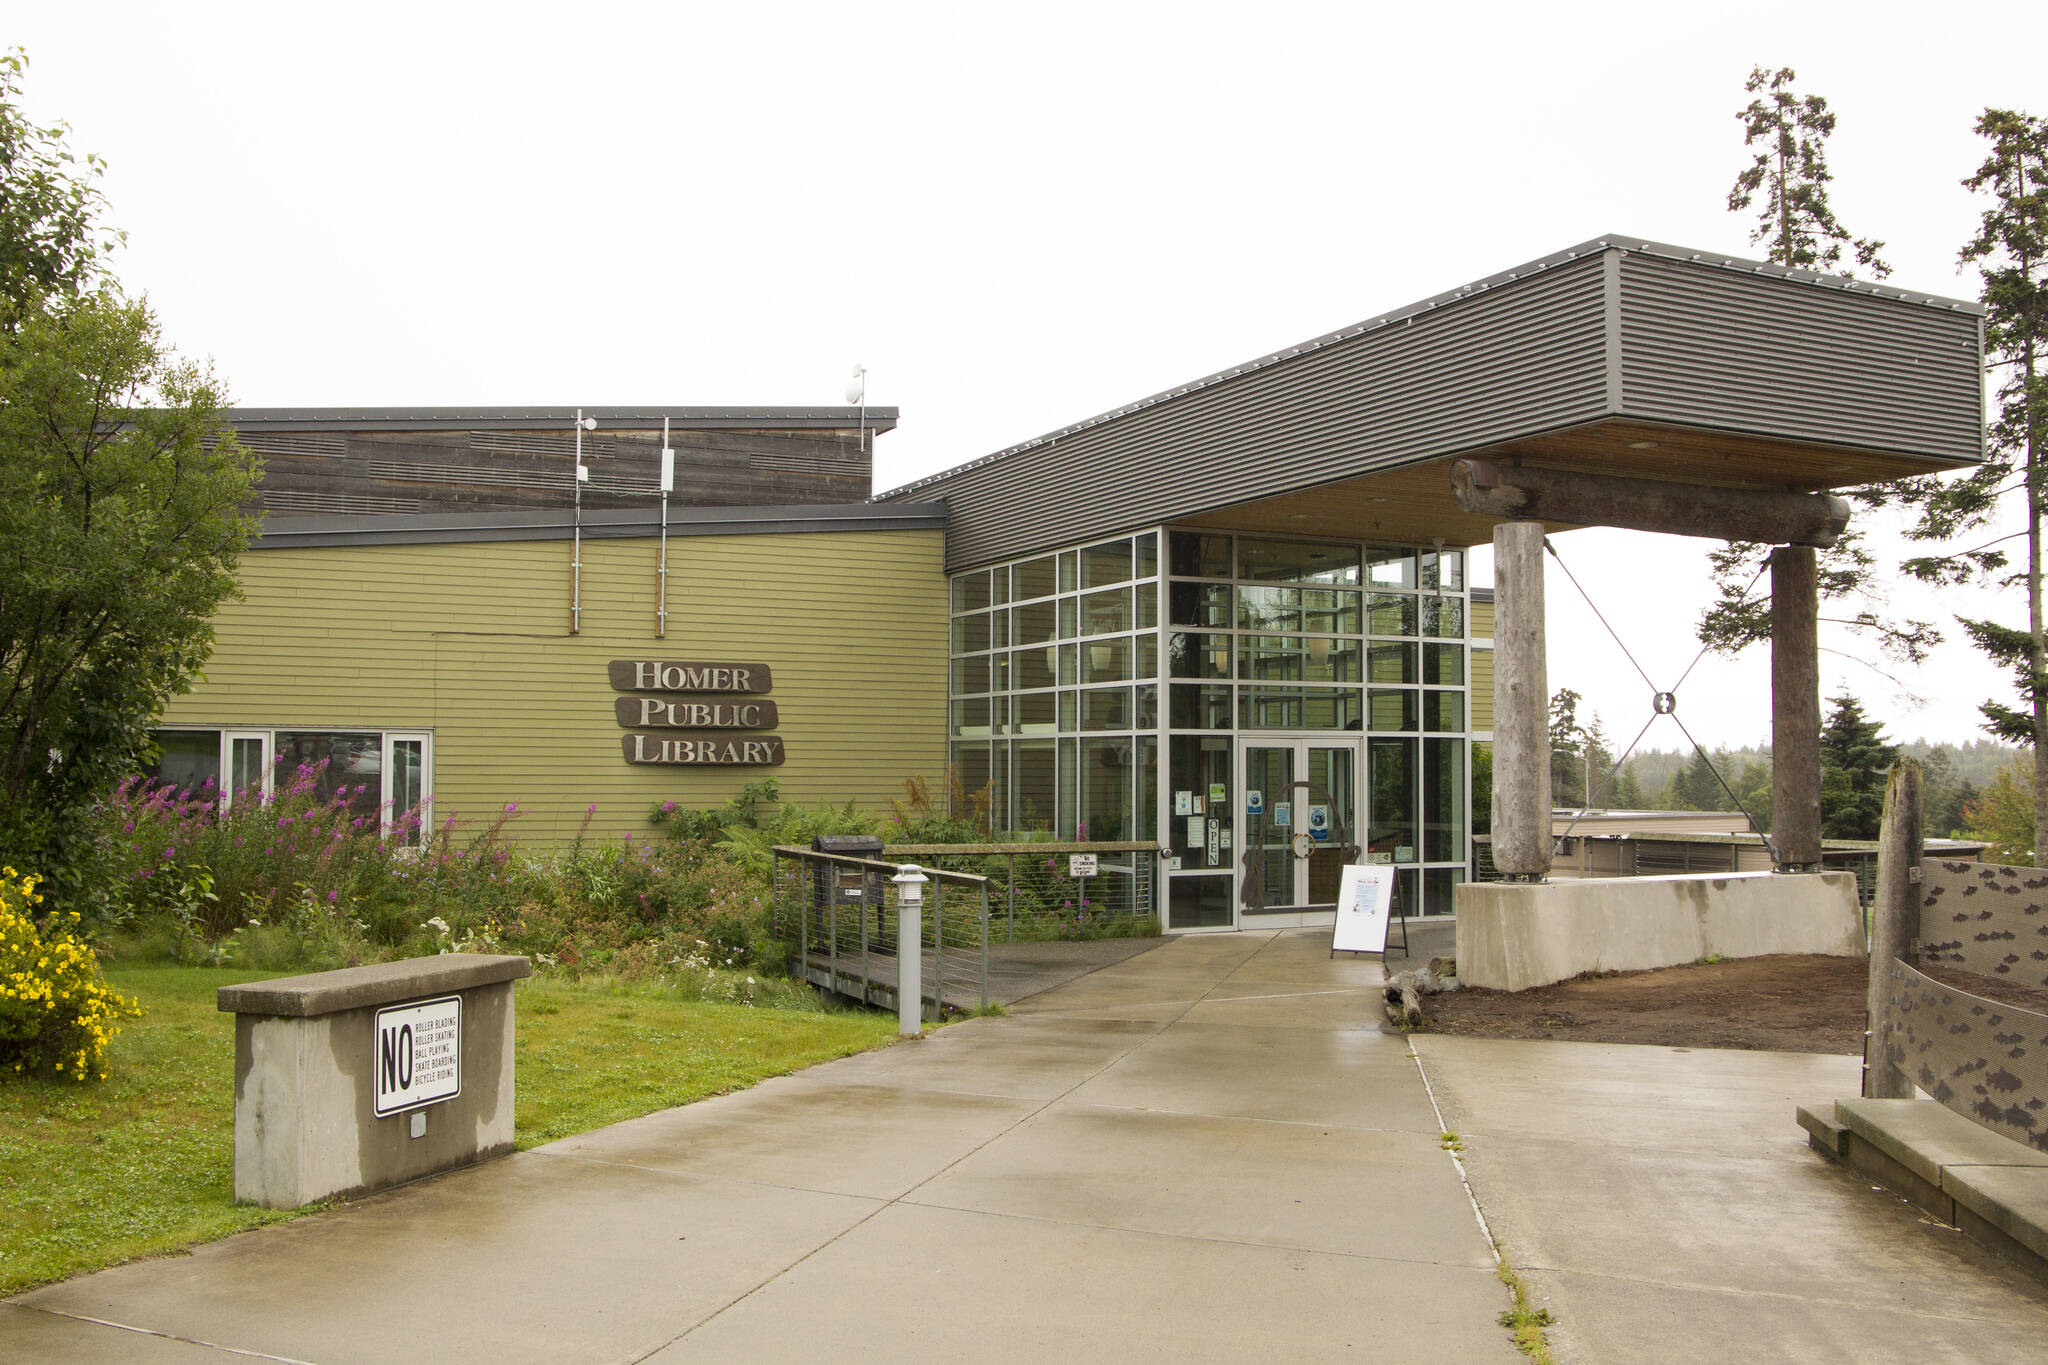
[0, 867, 142, 1081]
[97, 767, 1078, 983]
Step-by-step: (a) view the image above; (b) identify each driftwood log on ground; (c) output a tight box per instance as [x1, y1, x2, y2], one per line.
[1384, 959, 1459, 1029]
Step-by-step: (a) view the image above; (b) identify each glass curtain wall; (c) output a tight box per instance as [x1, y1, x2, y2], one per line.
[948, 526, 1470, 929]
[947, 533, 1160, 846]
[1161, 531, 1469, 924]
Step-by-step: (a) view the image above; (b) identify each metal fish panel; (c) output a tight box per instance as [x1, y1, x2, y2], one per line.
[1616, 252, 1983, 465]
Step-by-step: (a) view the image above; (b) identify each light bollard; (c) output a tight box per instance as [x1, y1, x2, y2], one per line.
[892, 865, 927, 1035]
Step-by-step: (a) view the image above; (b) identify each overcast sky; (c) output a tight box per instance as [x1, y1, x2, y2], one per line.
[11, 2, 2046, 757]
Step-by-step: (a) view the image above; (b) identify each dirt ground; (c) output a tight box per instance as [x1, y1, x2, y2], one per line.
[1419, 955, 2048, 1055]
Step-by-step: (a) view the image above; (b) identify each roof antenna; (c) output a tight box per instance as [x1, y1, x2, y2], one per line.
[845, 363, 868, 461]
[570, 410, 596, 635]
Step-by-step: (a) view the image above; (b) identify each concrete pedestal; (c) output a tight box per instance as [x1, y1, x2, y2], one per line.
[218, 953, 532, 1208]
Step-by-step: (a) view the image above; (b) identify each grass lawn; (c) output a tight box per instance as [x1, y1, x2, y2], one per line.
[0, 965, 896, 1296]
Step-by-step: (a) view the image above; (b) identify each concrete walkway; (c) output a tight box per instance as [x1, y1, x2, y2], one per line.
[1414, 1034, 2048, 1362]
[7, 928, 2048, 1362]
[3, 930, 1517, 1363]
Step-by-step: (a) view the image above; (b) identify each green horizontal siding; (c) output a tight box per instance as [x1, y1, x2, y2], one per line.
[1469, 599, 1494, 734]
[162, 530, 949, 844]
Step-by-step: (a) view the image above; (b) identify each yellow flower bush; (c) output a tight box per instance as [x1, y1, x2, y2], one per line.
[0, 867, 141, 1081]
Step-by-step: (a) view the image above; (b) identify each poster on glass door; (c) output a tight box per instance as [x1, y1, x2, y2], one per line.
[1331, 865, 1394, 955]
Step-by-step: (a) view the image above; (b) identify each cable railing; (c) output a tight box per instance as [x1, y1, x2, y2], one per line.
[769, 846, 992, 1019]
[768, 841, 1167, 1018]
[880, 841, 1164, 942]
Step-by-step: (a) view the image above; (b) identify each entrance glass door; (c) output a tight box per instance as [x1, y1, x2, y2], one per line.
[1238, 737, 1361, 920]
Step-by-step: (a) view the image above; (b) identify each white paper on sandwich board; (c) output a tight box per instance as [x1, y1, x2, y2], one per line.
[1331, 864, 1394, 955]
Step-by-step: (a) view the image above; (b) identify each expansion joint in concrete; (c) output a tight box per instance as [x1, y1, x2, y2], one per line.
[14, 1307, 319, 1363]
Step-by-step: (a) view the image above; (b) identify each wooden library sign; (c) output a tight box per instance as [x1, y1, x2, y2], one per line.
[608, 660, 773, 694]
[613, 697, 779, 730]
[622, 735, 786, 766]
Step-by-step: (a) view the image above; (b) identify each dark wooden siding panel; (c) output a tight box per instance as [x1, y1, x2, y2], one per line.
[904, 257, 1613, 571]
[249, 426, 873, 519]
[1617, 253, 1983, 464]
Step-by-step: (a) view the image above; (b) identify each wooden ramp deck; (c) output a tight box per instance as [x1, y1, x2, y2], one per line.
[795, 937, 1165, 1014]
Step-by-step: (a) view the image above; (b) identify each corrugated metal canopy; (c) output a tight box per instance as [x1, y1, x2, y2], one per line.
[879, 236, 1983, 569]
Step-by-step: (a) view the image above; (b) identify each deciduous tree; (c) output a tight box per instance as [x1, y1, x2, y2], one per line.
[1731, 757, 1774, 833]
[1964, 762, 2034, 866]
[0, 58, 258, 910]
[0, 50, 119, 331]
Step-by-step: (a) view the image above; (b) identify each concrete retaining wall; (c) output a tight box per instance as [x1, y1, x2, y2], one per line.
[1455, 871, 1863, 991]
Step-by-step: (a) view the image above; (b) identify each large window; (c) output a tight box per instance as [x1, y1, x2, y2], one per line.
[948, 533, 1160, 838]
[147, 728, 433, 842]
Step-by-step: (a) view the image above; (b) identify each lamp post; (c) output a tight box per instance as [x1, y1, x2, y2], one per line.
[891, 864, 927, 1034]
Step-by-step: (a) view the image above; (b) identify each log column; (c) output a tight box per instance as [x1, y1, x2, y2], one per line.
[1771, 546, 1822, 871]
[1865, 759, 1923, 1098]
[1492, 520, 1551, 879]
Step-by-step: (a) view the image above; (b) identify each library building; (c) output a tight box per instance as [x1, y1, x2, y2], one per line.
[153, 236, 1984, 931]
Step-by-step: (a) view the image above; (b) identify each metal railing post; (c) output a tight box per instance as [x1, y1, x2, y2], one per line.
[935, 874, 948, 1015]
[980, 885, 991, 1013]
[790, 854, 807, 967]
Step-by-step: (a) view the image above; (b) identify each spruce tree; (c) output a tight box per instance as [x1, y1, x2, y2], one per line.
[1549, 688, 1588, 808]
[1818, 694, 1898, 839]
[1673, 749, 1726, 812]
[1700, 67, 1935, 665]
[1890, 110, 2048, 862]
[1727, 66, 1889, 277]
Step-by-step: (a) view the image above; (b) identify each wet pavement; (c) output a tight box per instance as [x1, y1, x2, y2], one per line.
[7, 925, 2048, 1362]
[1415, 1034, 2048, 1362]
[794, 931, 1169, 1013]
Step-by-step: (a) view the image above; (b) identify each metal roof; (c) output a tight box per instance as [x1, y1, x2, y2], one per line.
[874, 234, 1985, 572]
[227, 406, 898, 434]
[876, 235, 1975, 502]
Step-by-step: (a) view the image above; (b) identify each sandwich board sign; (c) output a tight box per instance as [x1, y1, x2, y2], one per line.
[374, 995, 462, 1117]
[1331, 864, 1394, 956]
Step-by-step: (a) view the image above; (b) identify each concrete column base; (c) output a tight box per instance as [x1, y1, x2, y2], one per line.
[1455, 871, 1863, 991]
